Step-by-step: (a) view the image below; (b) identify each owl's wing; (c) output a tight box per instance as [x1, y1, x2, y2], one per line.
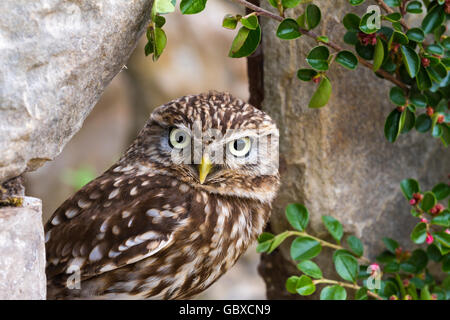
[45, 165, 192, 285]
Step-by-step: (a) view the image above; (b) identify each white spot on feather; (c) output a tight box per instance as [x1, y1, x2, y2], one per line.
[108, 188, 120, 199]
[89, 245, 104, 261]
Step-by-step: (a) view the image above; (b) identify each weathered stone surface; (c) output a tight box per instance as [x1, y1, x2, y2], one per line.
[0, 197, 46, 299]
[259, 2, 450, 298]
[0, 0, 153, 183]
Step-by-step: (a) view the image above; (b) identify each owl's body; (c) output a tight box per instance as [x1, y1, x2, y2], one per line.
[45, 92, 279, 299]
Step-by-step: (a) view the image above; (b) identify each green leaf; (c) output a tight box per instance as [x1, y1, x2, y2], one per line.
[241, 14, 259, 30]
[389, 86, 406, 105]
[355, 42, 374, 60]
[344, 31, 358, 45]
[421, 191, 437, 212]
[410, 222, 427, 244]
[297, 260, 323, 279]
[348, 0, 365, 5]
[154, 0, 176, 14]
[440, 124, 450, 147]
[373, 37, 384, 72]
[406, 28, 425, 42]
[382, 237, 399, 253]
[229, 26, 261, 58]
[343, 13, 361, 32]
[267, 231, 291, 253]
[434, 231, 450, 248]
[322, 216, 343, 242]
[384, 12, 401, 22]
[384, 261, 400, 272]
[401, 109, 415, 134]
[401, 45, 420, 77]
[416, 66, 432, 91]
[415, 114, 432, 133]
[282, 0, 302, 8]
[346, 235, 364, 257]
[410, 92, 427, 108]
[421, 5, 445, 34]
[180, 0, 207, 14]
[426, 44, 444, 56]
[432, 183, 450, 200]
[406, 1, 422, 14]
[256, 232, 274, 253]
[306, 46, 330, 71]
[431, 210, 450, 227]
[276, 18, 302, 40]
[297, 69, 318, 81]
[290, 237, 322, 261]
[316, 35, 329, 43]
[320, 285, 347, 300]
[384, 0, 400, 7]
[335, 50, 358, 70]
[305, 4, 321, 30]
[400, 178, 420, 200]
[308, 76, 332, 108]
[153, 27, 167, 61]
[355, 287, 368, 300]
[333, 250, 359, 282]
[285, 276, 302, 293]
[286, 203, 309, 231]
[222, 14, 238, 30]
[153, 15, 166, 28]
[384, 108, 402, 142]
[296, 275, 316, 296]
[359, 10, 380, 34]
[427, 244, 443, 261]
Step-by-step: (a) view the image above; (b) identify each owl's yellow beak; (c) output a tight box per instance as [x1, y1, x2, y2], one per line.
[199, 155, 212, 184]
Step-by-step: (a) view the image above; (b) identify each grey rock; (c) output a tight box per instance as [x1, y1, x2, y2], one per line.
[259, 2, 450, 298]
[0, 197, 46, 299]
[0, 0, 153, 183]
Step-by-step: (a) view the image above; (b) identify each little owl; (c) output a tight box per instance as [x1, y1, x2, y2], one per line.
[45, 92, 280, 299]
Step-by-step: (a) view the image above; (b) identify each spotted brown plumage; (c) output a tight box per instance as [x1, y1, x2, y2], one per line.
[45, 92, 280, 299]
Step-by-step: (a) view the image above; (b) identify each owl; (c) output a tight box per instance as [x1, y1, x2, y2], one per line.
[45, 92, 280, 299]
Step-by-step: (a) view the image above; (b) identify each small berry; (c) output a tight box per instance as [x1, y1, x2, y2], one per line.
[397, 106, 405, 112]
[430, 204, 444, 216]
[431, 294, 438, 300]
[312, 75, 321, 84]
[389, 295, 399, 300]
[403, 279, 410, 287]
[413, 193, 423, 201]
[409, 199, 417, 206]
[426, 232, 434, 244]
[426, 106, 434, 117]
[437, 114, 445, 124]
[421, 57, 430, 68]
[395, 247, 403, 258]
[420, 218, 428, 224]
[392, 43, 400, 53]
[405, 295, 412, 300]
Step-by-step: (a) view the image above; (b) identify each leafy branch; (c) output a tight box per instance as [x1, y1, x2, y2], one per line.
[258, 180, 450, 300]
[232, 0, 409, 90]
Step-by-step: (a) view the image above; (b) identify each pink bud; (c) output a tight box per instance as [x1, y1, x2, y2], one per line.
[420, 218, 428, 223]
[409, 199, 417, 206]
[405, 295, 412, 300]
[445, 229, 450, 235]
[369, 263, 380, 276]
[403, 279, 410, 287]
[431, 294, 438, 300]
[389, 295, 398, 300]
[426, 232, 434, 244]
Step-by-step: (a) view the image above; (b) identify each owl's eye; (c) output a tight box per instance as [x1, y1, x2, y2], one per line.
[228, 137, 251, 157]
[169, 128, 191, 149]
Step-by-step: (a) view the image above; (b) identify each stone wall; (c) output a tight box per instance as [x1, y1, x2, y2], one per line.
[257, 1, 450, 298]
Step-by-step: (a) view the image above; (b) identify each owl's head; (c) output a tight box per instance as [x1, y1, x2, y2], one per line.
[125, 92, 280, 203]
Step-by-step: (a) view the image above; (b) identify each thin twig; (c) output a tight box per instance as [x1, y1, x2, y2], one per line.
[313, 279, 385, 300]
[375, 0, 409, 30]
[231, 0, 409, 91]
[286, 231, 371, 265]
